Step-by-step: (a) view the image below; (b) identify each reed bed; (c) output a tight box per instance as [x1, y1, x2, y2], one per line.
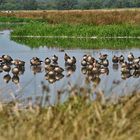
[0, 88, 140, 140]
[0, 9, 140, 25]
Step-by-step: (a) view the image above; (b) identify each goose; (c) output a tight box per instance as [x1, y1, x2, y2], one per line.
[128, 52, 134, 62]
[12, 67, 20, 75]
[102, 59, 109, 67]
[47, 70, 55, 77]
[44, 57, 51, 65]
[133, 57, 140, 64]
[94, 60, 101, 69]
[81, 60, 87, 67]
[119, 55, 125, 63]
[99, 53, 108, 61]
[64, 53, 70, 61]
[30, 57, 42, 66]
[82, 54, 88, 61]
[87, 55, 94, 64]
[12, 59, 25, 67]
[65, 56, 76, 66]
[54, 66, 64, 74]
[45, 64, 55, 72]
[87, 64, 93, 71]
[2, 55, 13, 64]
[55, 74, 64, 81]
[92, 67, 99, 74]
[132, 63, 140, 71]
[2, 64, 11, 73]
[52, 55, 58, 63]
[112, 55, 119, 64]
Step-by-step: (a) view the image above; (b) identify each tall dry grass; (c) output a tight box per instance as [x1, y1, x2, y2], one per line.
[0, 9, 140, 25]
[0, 90, 140, 140]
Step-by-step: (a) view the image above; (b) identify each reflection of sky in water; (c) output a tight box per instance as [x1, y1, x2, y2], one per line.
[0, 30, 140, 105]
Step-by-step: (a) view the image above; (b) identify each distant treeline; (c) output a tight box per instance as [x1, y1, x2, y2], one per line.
[0, 0, 140, 10]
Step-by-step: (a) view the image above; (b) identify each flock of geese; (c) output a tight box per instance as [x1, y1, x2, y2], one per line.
[0, 52, 140, 84]
[81, 52, 140, 79]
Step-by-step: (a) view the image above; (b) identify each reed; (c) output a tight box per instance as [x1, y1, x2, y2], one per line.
[0, 9, 140, 25]
[0, 89, 140, 140]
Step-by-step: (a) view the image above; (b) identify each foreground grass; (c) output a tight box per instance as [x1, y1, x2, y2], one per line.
[0, 91, 140, 140]
[11, 37, 140, 49]
[11, 23, 140, 37]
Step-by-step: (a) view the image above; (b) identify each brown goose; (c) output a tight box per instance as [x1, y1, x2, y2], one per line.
[128, 52, 134, 62]
[133, 57, 140, 64]
[64, 53, 70, 61]
[102, 59, 109, 67]
[2, 55, 13, 64]
[112, 55, 119, 64]
[52, 55, 58, 63]
[54, 66, 64, 74]
[99, 53, 108, 61]
[65, 56, 76, 66]
[119, 55, 125, 63]
[30, 57, 42, 66]
[12, 67, 20, 75]
[12, 59, 25, 67]
[44, 57, 51, 65]
[2, 64, 11, 73]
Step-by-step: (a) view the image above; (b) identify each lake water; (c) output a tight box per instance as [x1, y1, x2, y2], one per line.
[0, 30, 140, 106]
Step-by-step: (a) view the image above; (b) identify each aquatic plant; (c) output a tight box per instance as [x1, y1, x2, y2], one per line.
[11, 23, 140, 38]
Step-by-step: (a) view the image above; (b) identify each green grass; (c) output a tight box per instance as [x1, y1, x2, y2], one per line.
[11, 37, 140, 49]
[0, 16, 34, 23]
[0, 90, 140, 140]
[11, 23, 140, 37]
[0, 16, 46, 23]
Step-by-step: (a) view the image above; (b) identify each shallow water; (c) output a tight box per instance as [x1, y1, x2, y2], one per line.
[0, 30, 140, 106]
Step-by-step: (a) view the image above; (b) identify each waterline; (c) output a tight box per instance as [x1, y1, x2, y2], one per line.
[11, 35, 140, 39]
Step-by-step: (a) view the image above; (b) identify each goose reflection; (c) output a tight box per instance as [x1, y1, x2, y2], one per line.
[65, 65, 76, 77]
[0, 65, 3, 73]
[81, 67, 87, 75]
[31, 65, 43, 75]
[112, 64, 119, 71]
[121, 73, 131, 80]
[133, 71, 140, 78]
[12, 75, 20, 84]
[45, 73, 64, 84]
[3, 74, 11, 83]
